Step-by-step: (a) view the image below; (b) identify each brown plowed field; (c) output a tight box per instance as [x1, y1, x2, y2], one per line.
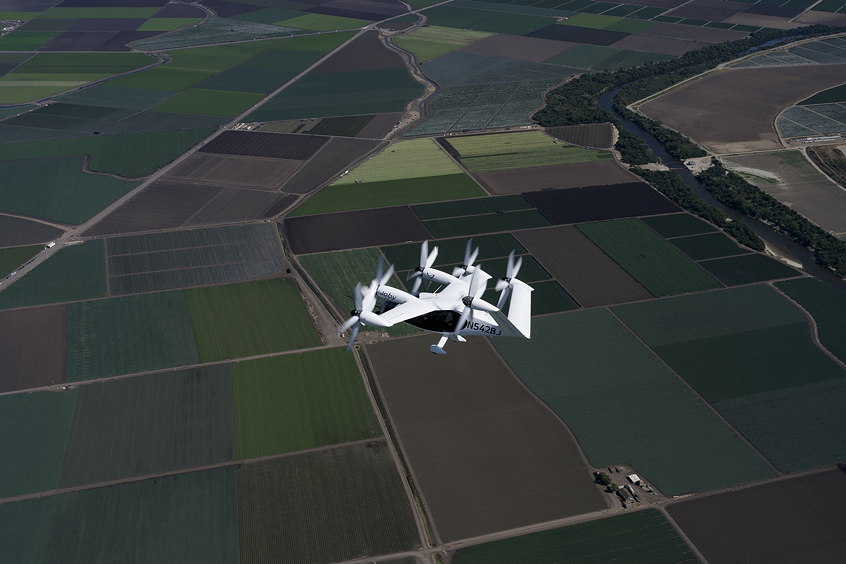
[199, 131, 329, 160]
[523, 182, 678, 224]
[0, 215, 63, 247]
[281, 137, 384, 194]
[517, 225, 652, 306]
[0, 304, 66, 392]
[367, 336, 606, 543]
[166, 154, 304, 190]
[475, 162, 640, 195]
[725, 11, 800, 29]
[285, 206, 431, 254]
[312, 30, 405, 73]
[609, 35, 710, 56]
[668, 469, 846, 563]
[185, 189, 293, 226]
[460, 34, 577, 63]
[663, 0, 747, 22]
[356, 112, 403, 139]
[640, 64, 846, 153]
[528, 25, 629, 46]
[643, 22, 745, 43]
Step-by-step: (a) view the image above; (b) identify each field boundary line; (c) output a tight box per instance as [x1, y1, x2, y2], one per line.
[656, 506, 711, 564]
[606, 307, 783, 477]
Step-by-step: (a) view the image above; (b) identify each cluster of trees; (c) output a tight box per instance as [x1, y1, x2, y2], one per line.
[614, 128, 659, 165]
[699, 160, 846, 276]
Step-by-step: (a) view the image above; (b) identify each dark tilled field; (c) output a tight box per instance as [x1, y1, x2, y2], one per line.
[609, 35, 709, 56]
[367, 336, 606, 543]
[528, 25, 629, 46]
[0, 215, 63, 247]
[0, 305, 66, 393]
[523, 183, 679, 224]
[306, 0, 405, 21]
[41, 31, 116, 52]
[183, 189, 294, 226]
[475, 162, 640, 195]
[67, 18, 145, 31]
[460, 34, 576, 63]
[312, 30, 405, 73]
[517, 225, 652, 306]
[643, 22, 746, 42]
[166, 154, 305, 190]
[199, 131, 329, 160]
[668, 469, 846, 563]
[285, 206, 431, 254]
[663, 0, 746, 21]
[356, 112, 403, 139]
[281, 137, 384, 194]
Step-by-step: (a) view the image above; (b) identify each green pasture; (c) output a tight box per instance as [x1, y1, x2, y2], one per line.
[669, 232, 746, 260]
[0, 128, 215, 177]
[469, 13, 552, 35]
[106, 67, 215, 91]
[0, 389, 77, 498]
[152, 88, 264, 117]
[394, 26, 491, 62]
[522, 280, 579, 315]
[412, 194, 533, 220]
[578, 220, 721, 296]
[167, 40, 275, 73]
[193, 67, 293, 94]
[641, 213, 717, 237]
[0, 157, 138, 224]
[560, 13, 623, 28]
[699, 254, 799, 285]
[65, 292, 199, 381]
[277, 13, 369, 31]
[333, 138, 463, 185]
[424, 209, 551, 238]
[0, 12, 37, 19]
[138, 18, 202, 32]
[776, 277, 846, 363]
[290, 174, 485, 216]
[234, 349, 380, 458]
[0, 241, 106, 310]
[185, 278, 321, 362]
[58, 85, 175, 110]
[423, 6, 494, 29]
[41, 6, 159, 18]
[494, 309, 776, 496]
[453, 510, 695, 564]
[446, 131, 610, 171]
[0, 245, 40, 278]
[0, 32, 58, 51]
[246, 68, 422, 121]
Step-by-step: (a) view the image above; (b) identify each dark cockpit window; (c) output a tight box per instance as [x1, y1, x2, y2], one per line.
[406, 309, 460, 333]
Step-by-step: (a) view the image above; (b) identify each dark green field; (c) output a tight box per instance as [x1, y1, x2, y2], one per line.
[670, 232, 747, 260]
[0, 245, 40, 277]
[233, 349, 380, 459]
[699, 254, 800, 285]
[776, 277, 846, 362]
[641, 213, 717, 238]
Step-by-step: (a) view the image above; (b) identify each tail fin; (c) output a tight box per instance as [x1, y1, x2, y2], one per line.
[490, 279, 533, 338]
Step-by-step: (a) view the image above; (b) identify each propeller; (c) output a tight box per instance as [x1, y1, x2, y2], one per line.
[375, 254, 394, 288]
[408, 240, 438, 295]
[452, 239, 479, 277]
[495, 250, 523, 292]
[338, 280, 382, 350]
[456, 267, 499, 331]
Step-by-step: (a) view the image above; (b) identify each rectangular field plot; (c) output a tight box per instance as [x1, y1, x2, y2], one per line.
[59, 366, 233, 488]
[412, 194, 533, 220]
[185, 278, 321, 362]
[382, 232, 527, 272]
[106, 223, 284, 295]
[668, 470, 846, 563]
[641, 212, 717, 237]
[494, 309, 776, 496]
[237, 443, 420, 563]
[698, 254, 801, 285]
[578, 219, 721, 296]
[233, 349, 380, 459]
[776, 277, 846, 363]
[280, 137, 384, 195]
[66, 291, 199, 381]
[199, 130, 328, 160]
[545, 123, 615, 148]
[333, 138, 464, 185]
[0, 305, 66, 393]
[452, 509, 696, 564]
[669, 232, 747, 260]
[516, 226, 652, 307]
[395, 26, 493, 63]
[367, 336, 606, 542]
[0, 215, 63, 248]
[523, 183, 679, 224]
[423, 209, 551, 238]
[0, 468, 238, 563]
[475, 161, 643, 194]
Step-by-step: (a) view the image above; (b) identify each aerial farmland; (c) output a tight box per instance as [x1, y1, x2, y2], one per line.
[2, 0, 846, 562]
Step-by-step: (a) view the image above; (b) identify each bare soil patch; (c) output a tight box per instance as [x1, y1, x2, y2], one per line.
[523, 182, 679, 224]
[367, 336, 606, 543]
[668, 469, 846, 563]
[517, 225, 652, 306]
[167, 154, 304, 190]
[609, 34, 710, 56]
[0, 304, 66, 393]
[41, 31, 116, 51]
[528, 25, 629, 46]
[185, 189, 293, 226]
[460, 34, 576, 63]
[199, 131, 329, 160]
[0, 215, 63, 247]
[312, 30, 405, 74]
[356, 112, 402, 139]
[281, 137, 384, 194]
[475, 161, 639, 195]
[640, 64, 846, 153]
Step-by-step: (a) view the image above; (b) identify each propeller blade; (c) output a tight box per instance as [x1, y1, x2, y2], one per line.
[463, 239, 474, 267]
[375, 255, 384, 285]
[353, 282, 363, 311]
[346, 324, 360, 350]
[419, 240, 428, 269]
[511, 255, 523, 279]
[361, 280, 378, 312]
[467, 247, 479, 269]
[495, 279, 508, 292]
[468, 267, 481, 298]
[469, 297, 499, 313]
[457, 304, 472, 332]
[411, 276, 422, 295]
[379, 263, 395, 286]
[426, 245, 438, 269]
[339, 316, 357, 334]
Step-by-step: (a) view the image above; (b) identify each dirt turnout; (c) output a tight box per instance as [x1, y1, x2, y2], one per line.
[641, 64, 846, 153]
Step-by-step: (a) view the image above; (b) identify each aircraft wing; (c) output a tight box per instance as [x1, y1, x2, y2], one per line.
[371, 299, 439, 327]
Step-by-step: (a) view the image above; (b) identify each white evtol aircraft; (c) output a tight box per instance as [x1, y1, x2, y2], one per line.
[339, 240, 532, 354]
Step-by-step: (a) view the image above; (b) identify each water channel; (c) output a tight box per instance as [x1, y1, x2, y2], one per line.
[597, 89, 846, 289]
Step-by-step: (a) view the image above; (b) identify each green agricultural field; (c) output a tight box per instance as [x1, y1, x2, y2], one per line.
[545, 123, 614, 148]
[41, 6, 159, 18]
[0, 389, 77, 498]
[446, 130, 610, 172]
[0, 32, 58, 51]
[276, 30, 356, 52]
[470, 13, 553, 35]
[104, 67, 216, 91]
[333, 138, 463, 185]
[776, 277, 846, 362]
[0, 157, 138, 224]
[799, 83, 846, 105]
[152, 88, 264, 117]
[578, 220, 721, 296]
[290, 174, 485, 216]
[669, 232, 747, 260]
[166, 41, 275, 73]
[0, 128, 215, 177]
[0, 241, 106, 310]
[560, 13, 623, 28]
[412, 194, 533, 220]
[423, 209, 551, 238]
[494, 309, 775, 496]
[453, 509, 695, 564]
[698, 254, 800, 285]
[277, 13, 369, 31]
[394, 26, 491, 63]
[0, 245, 40, 277]
[65, 292, 199, 381]
[641, 213, 717, 238]
[423, 6, 494, 29]
[233, 349, 380, 458]
[185, 278, 321, 362]
[138, 18, 202, 32]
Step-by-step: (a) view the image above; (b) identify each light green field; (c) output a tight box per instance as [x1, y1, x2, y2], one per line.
[233, 348, 381, 459]
[394, 26, 491, 62]
[0, 245, 40, 278]
[446, 130, 611, 171]
[332, 138, 463, 185]
[152, 88, 264, 117]
[277, 13, 369, 31]
[138, 18, 202, 32]
[185, 278, 321, 362]
[0, 11, 37, 19]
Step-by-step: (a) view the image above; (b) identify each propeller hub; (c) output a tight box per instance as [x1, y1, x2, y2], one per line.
[461, 296, 472, 307]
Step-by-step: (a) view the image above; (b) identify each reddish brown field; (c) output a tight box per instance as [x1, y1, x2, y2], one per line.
[0, 304, 66, 392]
[167, 154, 304, 190]
[366, 336, 606, 543]
[640, 64, 846, 153]
[610, 35, 710, 56]
[460, 34, 576, 63]
[281, 137, 384, 194]
[516, 225, 652, 306]
[668, 469, 846, 563]
[312, 30, 405, 73]
[474, 161, 639, 195]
